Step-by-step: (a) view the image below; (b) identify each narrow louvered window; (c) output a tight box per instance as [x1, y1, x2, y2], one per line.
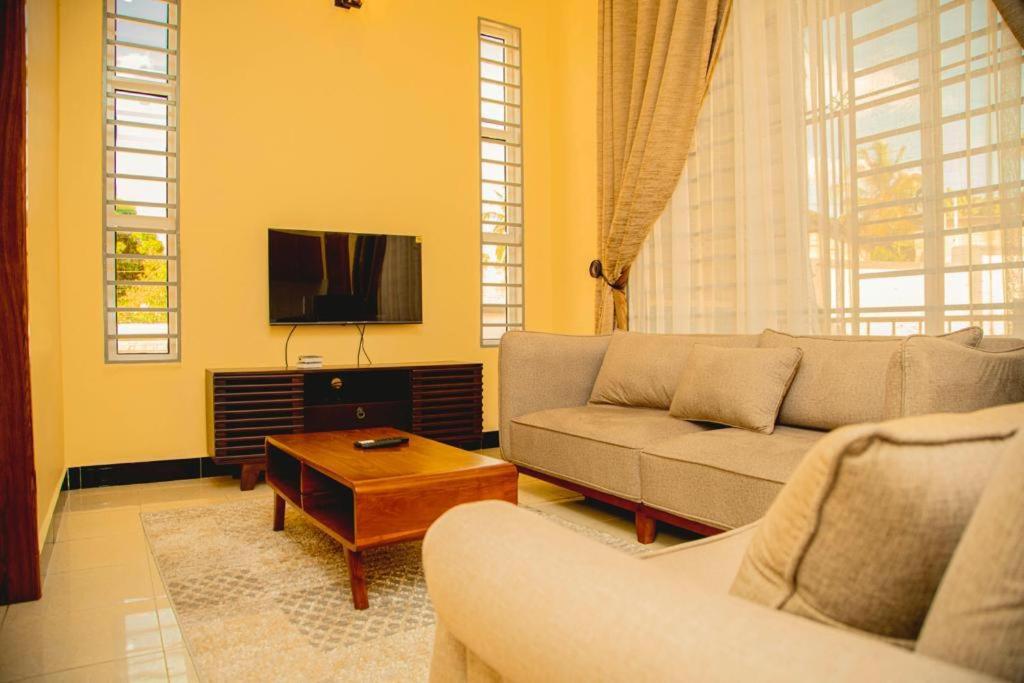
[478, 19, 524, 347]
[103, 0, 180, 362]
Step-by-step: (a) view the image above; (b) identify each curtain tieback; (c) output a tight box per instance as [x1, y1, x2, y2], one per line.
[589, 260, 626, 291]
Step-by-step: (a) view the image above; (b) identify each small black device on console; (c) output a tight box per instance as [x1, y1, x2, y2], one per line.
[354, 437, 409, 449]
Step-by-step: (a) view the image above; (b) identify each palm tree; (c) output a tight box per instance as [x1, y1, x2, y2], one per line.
[855, 141, 922, 263]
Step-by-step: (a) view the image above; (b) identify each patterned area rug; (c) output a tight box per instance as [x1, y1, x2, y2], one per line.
[141, 498, 649, 682]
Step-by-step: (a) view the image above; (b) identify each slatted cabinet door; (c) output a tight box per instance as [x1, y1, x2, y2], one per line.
[410, 365, 483, 449]
[207, 372, 304, 464]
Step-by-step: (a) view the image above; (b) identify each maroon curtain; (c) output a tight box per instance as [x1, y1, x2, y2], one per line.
[0, 0, 42, 603]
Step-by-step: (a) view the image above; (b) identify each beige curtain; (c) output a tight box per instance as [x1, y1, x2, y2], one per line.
[630, 0, 818, 334]
[994, 0, 1024, 46]
[631, 0, 1024, 338]
[595, 0, 733, 333]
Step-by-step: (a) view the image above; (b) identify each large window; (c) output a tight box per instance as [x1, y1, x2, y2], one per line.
[819, 0, 1022, 335]
[103, 0, 180, 362]
[478, 19, 524, 347]
[630, 0, 1023, 337]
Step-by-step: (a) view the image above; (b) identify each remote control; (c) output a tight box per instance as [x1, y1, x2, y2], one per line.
[354, 437, 409, 449]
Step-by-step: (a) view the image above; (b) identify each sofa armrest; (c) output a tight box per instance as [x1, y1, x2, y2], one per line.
[498, 331, 611, 458]
[423, 502, 985, 683]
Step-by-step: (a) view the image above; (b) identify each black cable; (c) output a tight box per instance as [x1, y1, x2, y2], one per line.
[360, 324, 371, 366]
[284, 324, 298, 367]
[356, 324, 372, 367]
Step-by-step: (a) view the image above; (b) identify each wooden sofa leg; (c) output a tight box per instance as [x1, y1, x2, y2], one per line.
[635, 509, 657, 544]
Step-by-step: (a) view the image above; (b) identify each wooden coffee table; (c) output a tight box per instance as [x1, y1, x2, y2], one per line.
[264, 427, 517, 609]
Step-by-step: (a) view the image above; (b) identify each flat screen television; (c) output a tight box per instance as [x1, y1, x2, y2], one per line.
[268, 228, 423, 325]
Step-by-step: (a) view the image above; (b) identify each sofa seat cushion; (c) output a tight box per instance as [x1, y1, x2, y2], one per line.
[643, 524, 759, 595]
[639, 426, 824, 530]
[509, 405, 709, 501]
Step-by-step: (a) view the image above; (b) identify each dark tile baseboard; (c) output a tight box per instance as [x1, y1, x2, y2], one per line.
[62, 457, 238, 491]
[39, 489, 67, 578]
[60, 434, 500, 491]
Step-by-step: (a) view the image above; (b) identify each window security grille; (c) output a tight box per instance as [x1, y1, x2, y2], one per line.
[478, 19, 524, 347]
[103, 0, 180, 361]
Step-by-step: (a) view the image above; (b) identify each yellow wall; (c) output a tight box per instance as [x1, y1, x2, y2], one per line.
[549, 0, 599, 335]
[53, 0, 599, 466]
[27, 0, 66, 534]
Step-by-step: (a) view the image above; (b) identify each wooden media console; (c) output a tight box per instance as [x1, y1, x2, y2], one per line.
[205, 361, 483, 489]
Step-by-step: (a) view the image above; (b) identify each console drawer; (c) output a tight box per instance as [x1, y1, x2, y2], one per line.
[304, 401, 411, 433]
[305, 370, 410, 405]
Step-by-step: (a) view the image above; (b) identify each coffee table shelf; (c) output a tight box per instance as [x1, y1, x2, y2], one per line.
[266, 448, 301, 505]
[303, 502, 356, 545]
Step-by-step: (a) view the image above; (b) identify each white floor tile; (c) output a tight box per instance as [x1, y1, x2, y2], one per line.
[0, 601, 163, 681]
[64, 487, 142, 513]
[154, 598, 183, 652]
[6, 564, 155, 622]
[517, 474, 581, 504]
[163, 647, 199, 683]
[56, 508, 146, 543]
[528, 497, 624, 527]
[46, 534, 151, 575]
[16, 651, 169, 683]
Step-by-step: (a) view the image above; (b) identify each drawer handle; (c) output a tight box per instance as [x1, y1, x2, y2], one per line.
[330, 377, 343, 390]
[356, 407, 366, 420]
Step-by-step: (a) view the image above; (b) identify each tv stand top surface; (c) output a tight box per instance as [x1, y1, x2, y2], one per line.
[206, 360, 480, 375]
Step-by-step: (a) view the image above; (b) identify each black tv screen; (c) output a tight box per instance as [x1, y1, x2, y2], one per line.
[268, 228, 423, 325]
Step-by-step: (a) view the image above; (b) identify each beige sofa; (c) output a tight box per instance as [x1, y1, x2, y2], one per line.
[499, 329, 1022, 540]
[424, 404, 1024, 681]
[425, 507, 979, 682]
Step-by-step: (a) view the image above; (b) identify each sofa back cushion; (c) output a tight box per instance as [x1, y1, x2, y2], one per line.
[916, 432, 1024, 680]
[668, 345, 803, 434]
[978, 336, 1024, 351]
[883, 336, 1024, 419]
[759, 328, 982, 430]
[729, 402, 1023, 646]
[589, 330, 758, 410]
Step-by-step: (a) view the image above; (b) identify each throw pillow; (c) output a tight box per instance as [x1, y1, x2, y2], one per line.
[588, 330, 758, 410]
[916, 431, 1024, 680]
[759, 327, 982, 430]
[883, 335, 1024, 419]
[668, 344, 802, 434]
[729, 402, 1023, 646]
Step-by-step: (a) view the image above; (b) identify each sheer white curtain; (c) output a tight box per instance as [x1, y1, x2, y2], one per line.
[630, 0, 1024, 337]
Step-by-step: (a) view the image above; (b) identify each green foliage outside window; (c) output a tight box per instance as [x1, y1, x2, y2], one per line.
[113, 205, 168, 324]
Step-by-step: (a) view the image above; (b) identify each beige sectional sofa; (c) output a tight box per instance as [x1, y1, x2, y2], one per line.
[426, 404, 1024, 681]
[500, 328, 1022, 540]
